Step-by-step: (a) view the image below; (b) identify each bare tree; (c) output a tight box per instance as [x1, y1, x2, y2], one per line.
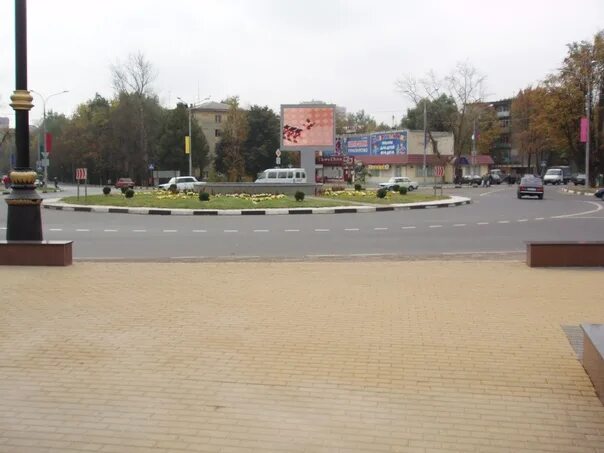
[111, 51, 157, 97]
[396, 61, 488, 160]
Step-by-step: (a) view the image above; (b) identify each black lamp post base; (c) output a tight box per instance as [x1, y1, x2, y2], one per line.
[5, 170, 43, 241]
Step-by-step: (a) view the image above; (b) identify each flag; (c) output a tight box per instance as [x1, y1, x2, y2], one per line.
[185, 136, 191, 154]
[45, 132, 52, 154]
[580, 117, 588, 143]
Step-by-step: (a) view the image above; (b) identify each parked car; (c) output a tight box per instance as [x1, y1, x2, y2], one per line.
[572, 173, 586, 185]
[543, 168, 564, 185]
[595, 188, 604, 199]
[115, 178, 135, 189]
[517, 175, 544, 199]
[461, 174, 482, 185]
[379, 177, 419, 191]
[159, 176, 205, 191]
[489, 169, 503, 184]
[35, 178, 44, 188]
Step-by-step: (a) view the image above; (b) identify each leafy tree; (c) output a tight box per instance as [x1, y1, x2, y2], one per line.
[343, 110, 378, 134]
[157, 103, 208, 176]
[242, 105, 281, 177]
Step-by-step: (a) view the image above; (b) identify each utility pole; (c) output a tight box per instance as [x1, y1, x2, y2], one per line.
[177, 96, 210, 177]
[585, 80, 591, 188]
[472, 117, 477, 177]
[422, 102, 427, 185]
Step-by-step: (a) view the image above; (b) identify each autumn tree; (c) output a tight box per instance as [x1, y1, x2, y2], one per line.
[215, 97, 249, 181]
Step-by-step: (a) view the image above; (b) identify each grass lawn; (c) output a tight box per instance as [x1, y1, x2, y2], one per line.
[60, 189, 449, 209]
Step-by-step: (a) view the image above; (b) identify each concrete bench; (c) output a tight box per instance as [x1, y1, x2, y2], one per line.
[433, 185, 443, 196]
[0, 240, 73, 266]
[526, 241, 604, 267]
[582, 324, 604, 405]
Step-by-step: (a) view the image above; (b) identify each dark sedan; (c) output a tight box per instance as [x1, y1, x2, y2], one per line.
[517, 175, 544, 199]
[572, 173, 586, 185]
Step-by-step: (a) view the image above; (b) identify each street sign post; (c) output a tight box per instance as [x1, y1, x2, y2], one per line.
[75, 168, 87, 200]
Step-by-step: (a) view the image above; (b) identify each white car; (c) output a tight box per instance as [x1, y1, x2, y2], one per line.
[159, 176, 206, 191]
[543, 169, 564, 185]
[379, 177, 419, 191]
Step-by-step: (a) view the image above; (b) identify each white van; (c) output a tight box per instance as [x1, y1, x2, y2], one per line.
[255, 168, 307, 183]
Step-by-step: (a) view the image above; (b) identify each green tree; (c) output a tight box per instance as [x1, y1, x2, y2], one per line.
[243, 105, 281, 177]
[157, 103, 208, 176]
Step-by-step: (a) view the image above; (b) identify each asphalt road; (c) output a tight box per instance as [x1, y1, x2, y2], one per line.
[1, 184, 602, 260]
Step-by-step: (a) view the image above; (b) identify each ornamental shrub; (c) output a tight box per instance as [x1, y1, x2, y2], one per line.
[103, 186, 111, 195]
[331, 185, 346, 192]
[392, 184, 400, 192]
[120, 187, 127, 194]
[399, 186, 408, 195]
[376, 188, 388, 198]
[169, 183, 178, 194]
[294, 191, 305, 202]
[199, 191, 210, 201]
[354, 183, 362, 191]
[125, 188, 134, 198]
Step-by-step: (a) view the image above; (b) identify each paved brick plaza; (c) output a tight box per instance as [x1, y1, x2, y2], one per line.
[1, 261, 603, 452]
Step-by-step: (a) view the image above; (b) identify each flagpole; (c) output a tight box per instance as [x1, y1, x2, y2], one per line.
[422, 102, 427, 185]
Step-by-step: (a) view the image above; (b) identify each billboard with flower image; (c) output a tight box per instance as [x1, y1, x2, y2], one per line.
[280, 104, 335, 151]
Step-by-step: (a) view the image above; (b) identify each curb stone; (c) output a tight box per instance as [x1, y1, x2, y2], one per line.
[561, 188, 598, 197]
[42, 196, 472, 216]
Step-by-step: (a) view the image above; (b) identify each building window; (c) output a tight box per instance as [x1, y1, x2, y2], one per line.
[415, 166, 434, 177]
[215, 115, 222, 123]
[215, 129, 221, 137]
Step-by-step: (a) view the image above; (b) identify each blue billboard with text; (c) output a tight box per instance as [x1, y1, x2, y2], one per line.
[345, 135, 370, 155]
[370, 131, 407, 155]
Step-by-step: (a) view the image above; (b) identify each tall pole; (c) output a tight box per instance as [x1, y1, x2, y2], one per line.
[188, 104, 192, 176]
[6, 0, 43, 241]
[585, 82, 591, 188]
[472, 117, 477, 177]
[422, 102, 427, 185]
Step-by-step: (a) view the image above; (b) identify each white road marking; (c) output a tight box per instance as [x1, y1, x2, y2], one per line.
[479, 188, 508, 196]
[497, 220, 510, 224]
[374, 227, 388, 231]
[453, 224, 466, 227]
[550, 201, 603, 219]
[163, 229, 177, 233]
[253, 229, 269, 233]
[192, 229, 207, 233]
[344, 228, 360, 232]
[442, 249, 524, 255]
[284, 229, 300, 232]
[76, 229, 90, 232]
[224, 229, 238, 233]
[0, 227, 6, 230]
[517, 219, 528, 222]
[306, 254, 340, 258]
[314, 229, 330, 232]
[104, 229, 117, 232]
[477, 222, 489, 225]
[133, 229, 147, 232]
[349, 253, 396, 257]
[49, 228, 63, 231]
[534, 217, 544, 221]
[401, 226, 416, 230]
[429, 225, 443, 228]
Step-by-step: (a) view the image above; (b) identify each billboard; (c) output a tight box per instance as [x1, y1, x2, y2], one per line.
[370, 131, 407, 155]
[280, 104, 335, 151]
[346, 135, 370, 155]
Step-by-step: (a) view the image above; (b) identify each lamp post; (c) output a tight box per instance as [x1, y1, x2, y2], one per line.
[177, 97, 210, 176]
[6, 0, 43, 241]
[30, 89, 68, 187]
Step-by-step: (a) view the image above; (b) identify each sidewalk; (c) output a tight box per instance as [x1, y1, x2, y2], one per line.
[1, 261, 603, 452]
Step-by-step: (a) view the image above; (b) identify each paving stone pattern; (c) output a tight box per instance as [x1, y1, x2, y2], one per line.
[1, 262, 604, 452]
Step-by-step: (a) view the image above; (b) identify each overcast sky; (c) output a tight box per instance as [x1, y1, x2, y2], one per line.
[1, 0, 603, 127]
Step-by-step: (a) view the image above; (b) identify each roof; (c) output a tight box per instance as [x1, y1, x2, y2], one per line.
[192, 101, 230, 112]
[356, 154, 450, 166]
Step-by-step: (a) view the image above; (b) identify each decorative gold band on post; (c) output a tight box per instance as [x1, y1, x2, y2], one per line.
[10, 90, 34, 111]
[5, 198, 43, 206]
[9, 170, 37, 184]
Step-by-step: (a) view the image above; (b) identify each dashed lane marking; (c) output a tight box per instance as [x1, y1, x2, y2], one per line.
[401, 226, 416, 230]
[314, 229, 330, 232]
[477, 222, 489, 225]
[453, 224, 466, 227]
[534, 217, 544, 221]
[285, 229, 300, 232]
[344, 228, 360, 231]
[429, 225, 443, 228]
[253, 229, 269, 233]
[517, 219, 528, 222]
[374, 227, 388, 231]
[76, 229, 90, 232]
[49, 228, 63, 231]
[133, 229, 147, 232]
[163, 229, 177, 233]
[104, 229, 117, 232]
[192, 229, 207, 233]
[224, 229, 238, 233]
[498, 220, 510, 224]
